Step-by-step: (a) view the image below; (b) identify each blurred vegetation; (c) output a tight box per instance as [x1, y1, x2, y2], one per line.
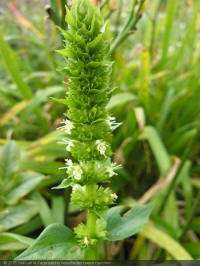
[0, 0, 200, 260]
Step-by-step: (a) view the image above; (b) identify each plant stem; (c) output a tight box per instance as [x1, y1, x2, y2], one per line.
[85, 185, 98, 259]
[114, 0, 122, 38]
[149, 0, 162, 57]
[85, 246, 98, 260]
[85, 210, 98, 260]
[60, 0, 67, 29]
[110, 0, 145, 55]
[87, 211, 97, 237]
[100, 0, 111, 10]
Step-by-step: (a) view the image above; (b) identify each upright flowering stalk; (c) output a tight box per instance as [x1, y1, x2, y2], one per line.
[56, 0, 120, 259]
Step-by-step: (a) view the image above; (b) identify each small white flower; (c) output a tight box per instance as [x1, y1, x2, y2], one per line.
[106, 163, 121, 177]
[65, 159, 73, 172]
[112, 163, 122, 170]
[106, 166, 116, 177]
[65, 159, 73, 167]
[66, 140, 73, 152]
[72, 184, 80, 192]
[60, 139, 73, 150]
[57, 119, 74, 135]
[111, 193, 118, 200]
[96, 140, 107, 157]
[72, 165, 83, 180]
[106, 116, 121, 131]
[72, 184, 86, 192]
[84, 236, 89, 246]
[59, 159, 73, 171]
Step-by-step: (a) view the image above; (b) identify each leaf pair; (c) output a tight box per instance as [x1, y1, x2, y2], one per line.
[16, 204, 153, 260]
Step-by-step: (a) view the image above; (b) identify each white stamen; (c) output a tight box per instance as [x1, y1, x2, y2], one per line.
[65, 159, 73, 167]
[59, 159, 73, 170]
[57, 119, 74, 135]
[66, 140, 73, 151]
[106, 116, 121, 131]
[72, 165, 83, 180]
[72, 184, 86, 192]
[106, 167, 116, 177]
[106, 163, 121, 177]
[96, 140, 107, 157]
[72, 184, 80, 191]
[111, 193, 118, 200]
[84, 236, 89, 246]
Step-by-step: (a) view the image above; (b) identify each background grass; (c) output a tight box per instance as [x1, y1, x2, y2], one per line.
[0, 0, 200, 260]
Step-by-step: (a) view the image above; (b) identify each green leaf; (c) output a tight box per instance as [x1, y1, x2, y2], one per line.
[183, 242, 200, 259]
[57, 48, 75, 58]
[50, 97, 68, 105]
[6, 173, 44, 205]
[87, 34, 103, 51]
[0, 141, 20, 182]
[143, 126, 171, 176]
[0, 30, 33, 99]
[20, 160, 64, 176]
[134, 107, 146, 129]
[106, 204, 153, 241]
[12, 216, 42, 236]
[32, 192, 53, 227]
[52, 178, 72, 189]
[107, 92, 136, 110]
[161, 0, 178, 62]
[0, 232, 34, 251]
[0, 200, 39, 232]
[156, 89, 174, 134]
[52, 197, 65, 224]
[140, 224, 193, 260]
[16, 223, 82, 260]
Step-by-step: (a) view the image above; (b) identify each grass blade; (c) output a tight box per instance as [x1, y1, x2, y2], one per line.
[0, 100, 30, 127]
[161, 0, 178, 63]
[143, 126, 171, 176]
[140, 223, 193, 259]
[0, 31, 33, 99]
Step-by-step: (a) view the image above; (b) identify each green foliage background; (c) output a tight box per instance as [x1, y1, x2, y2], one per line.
[0, 0, 200, 260]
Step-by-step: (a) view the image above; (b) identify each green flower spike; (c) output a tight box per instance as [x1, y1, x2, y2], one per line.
[56, 0, 120, 258]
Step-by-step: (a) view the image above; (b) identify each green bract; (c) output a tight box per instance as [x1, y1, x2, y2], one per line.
[57, 0, 119, 249]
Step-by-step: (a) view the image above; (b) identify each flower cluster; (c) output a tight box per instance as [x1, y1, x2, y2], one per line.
[56, 0, 120, 248]
[74, 219, 107, 247]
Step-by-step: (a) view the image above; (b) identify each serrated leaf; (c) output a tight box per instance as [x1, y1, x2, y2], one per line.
[106, 204, 153, 241]
[0, 232, 34, 251]
[16, 223, 82, 260]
